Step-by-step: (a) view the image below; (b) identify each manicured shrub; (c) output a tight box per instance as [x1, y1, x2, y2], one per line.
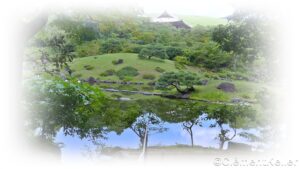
[122, 76, 134, 82]
[83, 65, 94, 70]
[174, 56, 190, 65]
[142, 74, 156, 80]
[112, 59, 124, 65]
[155, 67, 165, 73]
[116, 66, 139, 79]
[100, 69, 116, 76]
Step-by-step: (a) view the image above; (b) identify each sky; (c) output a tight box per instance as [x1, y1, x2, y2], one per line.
[13, 0, 237, 21]
[55, 118, 257, 162]
[137, 0, 235, 17]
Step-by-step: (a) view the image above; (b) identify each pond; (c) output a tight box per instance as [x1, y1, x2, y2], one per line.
[55, 114, 259, 162]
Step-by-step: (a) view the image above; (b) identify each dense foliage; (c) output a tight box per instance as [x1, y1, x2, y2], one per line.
[23, 76, 108, 140]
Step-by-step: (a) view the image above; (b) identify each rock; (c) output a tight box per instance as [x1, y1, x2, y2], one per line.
[231, 97, 242, 103]
[118, 97, 131, 101]
[105, 88, 119, 92]
[141, 92, 153, 95]
[180, 94, 190, 99]
[198, 79, 208, 86]
[217, 82, 236, 92]
[87, 77, 97, 85]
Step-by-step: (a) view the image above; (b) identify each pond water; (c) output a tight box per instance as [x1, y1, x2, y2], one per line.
[55, 115, 258, 162]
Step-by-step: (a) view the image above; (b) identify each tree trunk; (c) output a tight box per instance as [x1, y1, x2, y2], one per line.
[190, 128, 194, 147]
[139, 126, 148, 160]
[145, 133, 148, 155]
[233, 54, 239, 71]
[219, 140, 225, 150]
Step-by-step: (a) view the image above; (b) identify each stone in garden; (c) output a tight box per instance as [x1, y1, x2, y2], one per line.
[87, 77, 97, 85]
[217, 82, 236, 92]
[231, 97, 242, 103]
[198, 79, 208, 86]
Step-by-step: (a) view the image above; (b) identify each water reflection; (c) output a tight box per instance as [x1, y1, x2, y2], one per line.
[55, 114, 259, 161]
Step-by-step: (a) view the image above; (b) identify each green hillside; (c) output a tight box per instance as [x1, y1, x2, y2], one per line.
[69, 53, 262, 102]
[180, 15, 227, 27]
[70, 53, 199, 82]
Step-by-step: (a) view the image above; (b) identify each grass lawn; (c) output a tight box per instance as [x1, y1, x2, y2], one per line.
[70, 53, 199, 82]
[69, 53, 264, 102]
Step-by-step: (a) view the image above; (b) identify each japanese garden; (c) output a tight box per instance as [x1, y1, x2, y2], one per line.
[21, 8, 279, 161]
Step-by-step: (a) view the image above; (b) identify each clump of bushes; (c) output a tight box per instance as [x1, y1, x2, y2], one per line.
[174, 56, 190, 70]
[175, 62, 186, 70]
[138, 44, 167, 60]
[142, 74, 156, 80]
[155, 67, 165, 73]
[112, 59, 124, 65]
[100, 69, 116, 76]
[203, 72, 220, 80]
[122, 76, 134, 82]
[122, 43, 144, 53]
[83, 65, 94, 70]
[116, 66, 139, 80]
[100, 38, 123, 54]
[166, 46, 184, 60]
[76, 40, 102, 58]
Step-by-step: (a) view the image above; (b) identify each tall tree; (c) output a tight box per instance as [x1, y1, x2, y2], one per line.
[36, 27, 75, 75]
[182, 118, 201, 147]
[206, 104, 256, 149]
[212, 9, 272, 70]
[23, 76, 109, 141]
[130, 113, 167, 155]
[138, 44, 167, 60]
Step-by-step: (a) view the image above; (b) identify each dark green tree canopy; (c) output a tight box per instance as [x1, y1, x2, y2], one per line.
[187, 41, 233, 70]
[24, 76, 108, 140]
[138, 44, 167, 60]
[156, 71, 200, 94]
